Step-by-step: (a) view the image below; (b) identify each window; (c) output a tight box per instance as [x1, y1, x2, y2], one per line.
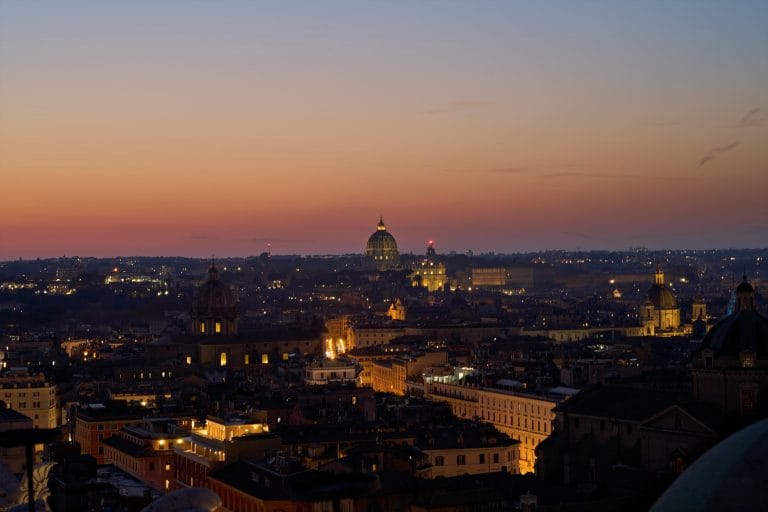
[600, 420, 606, 432]
[186, 356, 192, 365]
[493, 453, 499, 464]
[741, 389, 757, 414]
[149, 462, 155, 472]
[215, 322, 222, 333]
[244, 354, 250, 365]
[200, 322, 205, 333]
[479, 454, 485, 464]
[261, 354, 269, 364]
[457, 455, 466, 465]
[220, 352, 227, 366]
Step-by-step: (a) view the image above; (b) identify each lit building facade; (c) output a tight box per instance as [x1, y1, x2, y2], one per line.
[304, 358, 360, 386]
[371, 352, 448, 396]
[173, 416, 279, 490]
[419, 440, 520, 478]
[425, 381, 562, 474]
[74, 403, 195, 465]
[410, 241, 447, 292]
[639, 266, 681, 336]
[0, 373, 58, 430]
[102, 418, 187, 492]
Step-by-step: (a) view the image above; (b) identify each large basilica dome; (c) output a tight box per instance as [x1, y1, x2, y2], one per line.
[365, 217, 400, 269]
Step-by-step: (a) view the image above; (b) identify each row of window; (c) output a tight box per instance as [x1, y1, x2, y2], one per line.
[2, 391, 47, 398]
[434, 452, 504, 466]
[480, 397, 551, 417]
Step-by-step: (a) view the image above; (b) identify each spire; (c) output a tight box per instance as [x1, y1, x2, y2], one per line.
[208, 256, 219, 281]
[654, 264, 665, 286]
[377, 216, 386, 231]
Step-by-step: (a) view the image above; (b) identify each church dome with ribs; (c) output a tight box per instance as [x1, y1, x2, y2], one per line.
[365, 217, 399, 268]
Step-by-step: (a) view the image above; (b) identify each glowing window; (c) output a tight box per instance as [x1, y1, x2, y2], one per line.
[261, 354, 269, 364]
[215, 322, 222, 333]
[220, 352, 227, 366]
[244, 354, 250, 365]
[282, 352, 289, 361]
[199, 322, 205, 333]
[185, 356, 192, 365]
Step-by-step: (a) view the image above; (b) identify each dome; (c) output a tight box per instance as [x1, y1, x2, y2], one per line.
[365, 217, 399, 265]
[737, 275, 754, 295]
[652, 419, 768, 511]
[701, 276, 766, 357]
[647, 283, 677, 309]
[193, 264, 237, 317]
[647, 266, 677, 309]
[700, 309, 768, 357]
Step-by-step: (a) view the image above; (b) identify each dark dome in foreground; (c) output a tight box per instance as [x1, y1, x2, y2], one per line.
[652, 418, 768, 511]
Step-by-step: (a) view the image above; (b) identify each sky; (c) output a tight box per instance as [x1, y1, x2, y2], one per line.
[1, 1, 767, 258]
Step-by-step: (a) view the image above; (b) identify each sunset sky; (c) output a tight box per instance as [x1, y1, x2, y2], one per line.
[1, 1, 767, 258]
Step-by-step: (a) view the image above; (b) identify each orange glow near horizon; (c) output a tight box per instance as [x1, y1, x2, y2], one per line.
[1, 2, 767, 258]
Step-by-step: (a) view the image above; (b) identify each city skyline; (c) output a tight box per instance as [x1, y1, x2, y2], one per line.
[2, 1, 767, 259]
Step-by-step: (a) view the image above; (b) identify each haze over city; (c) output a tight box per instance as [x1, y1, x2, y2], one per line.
[1, 1, 767, 259]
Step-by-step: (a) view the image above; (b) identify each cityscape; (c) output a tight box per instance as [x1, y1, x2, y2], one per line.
[1, 2, 767, 512]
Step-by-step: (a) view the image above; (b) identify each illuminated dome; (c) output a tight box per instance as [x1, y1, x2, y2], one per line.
[365, 217, 400, 269]
[648, 284, 677, 309]
[191, 263, 238, 336]
[648, 267, 677, 309]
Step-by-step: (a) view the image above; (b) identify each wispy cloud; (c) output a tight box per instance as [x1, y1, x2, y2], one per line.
[540, 171, 693, 182]
[425, 100, 494, 114]
[736, 107, 764, 128]
[447, 165, 693, 182]
[490, 167, 533, 175]
[697, 141, 740, 167]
